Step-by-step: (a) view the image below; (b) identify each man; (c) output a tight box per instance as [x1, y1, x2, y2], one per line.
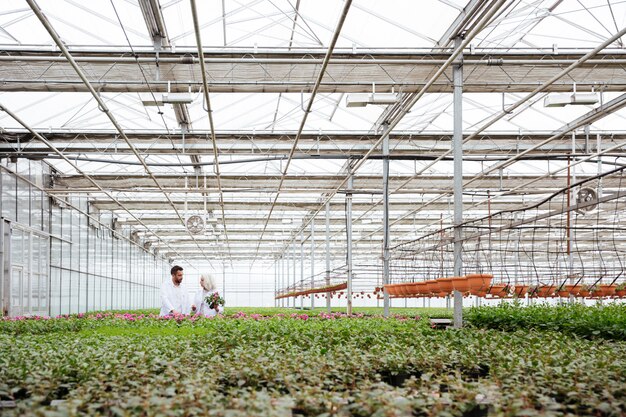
[160, 265, 194, 316]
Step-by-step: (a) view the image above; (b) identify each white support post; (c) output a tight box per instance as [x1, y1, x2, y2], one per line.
[274, 260, 277, 308]
[310, 219, 315, 309]
[346, 168, 353, 316]
[300, 230, 304, 310]
[325, 202, 331, 313]
[281, 256, 285, 308]
[222, 262, 226, 304]
[292, 242, 296, 309]
[452, 36, 464, 329]
[382, 129, 390, 317]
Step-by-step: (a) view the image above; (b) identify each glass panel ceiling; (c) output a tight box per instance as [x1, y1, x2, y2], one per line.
[1, 0, 625, 267]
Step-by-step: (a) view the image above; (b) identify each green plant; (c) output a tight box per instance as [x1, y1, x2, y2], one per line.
[1, 308, 625, 416]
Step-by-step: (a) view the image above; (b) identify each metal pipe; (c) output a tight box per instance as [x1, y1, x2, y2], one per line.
[325, 202, 331, 313]
[382, 132, 390, 317]
[346, 169, 353, 316]
[310, 218, 315, 309]
[453, 36, 463, 329]
[292, 242, 296, 309]
[3, 55, 626, 66]
[300, 230, 304, 310]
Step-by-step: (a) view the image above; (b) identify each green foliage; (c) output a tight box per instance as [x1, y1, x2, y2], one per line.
[464, 302, 626, 341]
[0, 311, 625, 416]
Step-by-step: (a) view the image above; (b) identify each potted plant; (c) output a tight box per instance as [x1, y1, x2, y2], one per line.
[556, 285, 570, 297]
[527, 284, 539, 297]
[578, 283, 596, 297]
[512, 284, 529, 298]
[592, 284, 616, 298]
[536, 284, 555, 297]
[488, 284, 509, 298]
[616, 282, 626, 298]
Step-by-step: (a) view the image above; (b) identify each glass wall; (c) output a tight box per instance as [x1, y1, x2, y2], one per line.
[0, 158, 168, 317]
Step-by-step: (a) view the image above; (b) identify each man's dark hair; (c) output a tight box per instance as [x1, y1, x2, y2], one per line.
[171, 265, 183, 276]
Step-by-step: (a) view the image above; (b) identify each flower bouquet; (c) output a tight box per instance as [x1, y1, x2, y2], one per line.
[205, 291, 225, 310]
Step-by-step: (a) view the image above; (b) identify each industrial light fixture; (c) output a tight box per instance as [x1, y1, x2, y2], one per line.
[141, 93, 194, 106]
[544, 85, 598, 108]
[346, 83, 398, 107]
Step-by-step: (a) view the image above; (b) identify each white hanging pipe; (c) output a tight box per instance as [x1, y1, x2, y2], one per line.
[25, 0, 215, 268]
[190, 0, 232, 259]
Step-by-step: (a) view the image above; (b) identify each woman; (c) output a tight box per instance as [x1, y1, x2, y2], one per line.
[193, 273, 222, 317]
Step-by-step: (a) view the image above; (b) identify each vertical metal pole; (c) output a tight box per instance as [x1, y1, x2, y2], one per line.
[382, 131, 391, 317]
[222, 262, 226, 304]
[310, 219, 315, 309]
[596, 134, 603, 196]
[0, 220, 4, 316]
[281, 256, 285, 308]
[325, 202, 331, 313]
[292, 242, 296, 309]
[452, 36, 464, 329]
[274, 259, 277, 308]
[300, 230, 304, 309]
[346, 168, 353, 315]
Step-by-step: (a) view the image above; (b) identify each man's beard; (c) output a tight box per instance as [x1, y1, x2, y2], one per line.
[174, 277, 183, 285]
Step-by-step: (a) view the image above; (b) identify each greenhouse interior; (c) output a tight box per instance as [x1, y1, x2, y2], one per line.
[1, 0, 625, 416]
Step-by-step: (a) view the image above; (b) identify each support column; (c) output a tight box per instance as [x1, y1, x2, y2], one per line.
[292, 242, 296, 309]
[300, 230, 304, 310]
[346, 168, 353, 316]
[310, 219, 315, 309]
[274, 259, 277, 308]
[452, 36, 464, 329]
[222, 262, 226, 304]
[382, 130, 391, 317]
[325, 202, 331, 313]
[281, 256, 285, 307]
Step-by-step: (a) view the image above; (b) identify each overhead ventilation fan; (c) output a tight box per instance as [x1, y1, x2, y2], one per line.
[186, 215, 205, 234]
[575, 187, 598, 214]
